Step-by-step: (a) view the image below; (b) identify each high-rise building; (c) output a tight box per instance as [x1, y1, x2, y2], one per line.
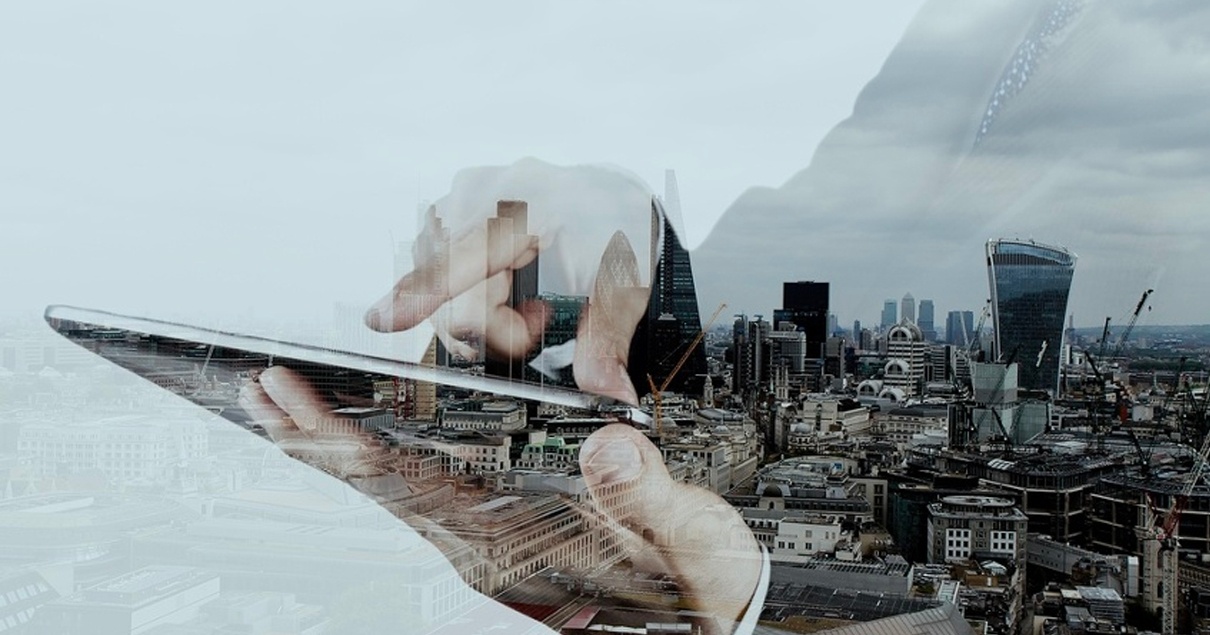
[731, 315, 771, 395]
[629, 191, 706, 394]
[885, 322, 926, 396]
[767, 324, 806, 375]
[852, 320, 862, 339]
[918, 299, 936, 341]
[775, 281, 829, 358]
[827, 313, 839, 338]
[986, 239, 1077, 393]
[881, 301, 897, 331]
[945, 310, 975, 347]
[901, 293, 916, 324]
[486, 201, 539, 382]
[859, 328, 874, 352]
[824, 335, 846, 381]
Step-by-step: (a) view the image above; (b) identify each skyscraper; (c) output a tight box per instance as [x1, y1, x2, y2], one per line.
[629, 196, 706, 394]
[901, 293, 916, 324]
[775, 281, 829, 358]
[918, 299, 936, 341]
[486, 201, 539, 382]
[986, 239, 1077, 394]
[946, 310, 975, 347]
[881, 300, 897, 330]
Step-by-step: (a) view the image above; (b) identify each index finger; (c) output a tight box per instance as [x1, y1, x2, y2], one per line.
[364, 222, 539, 333]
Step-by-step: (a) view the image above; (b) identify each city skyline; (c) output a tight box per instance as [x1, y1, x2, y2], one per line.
[6, 2, 1210, 633]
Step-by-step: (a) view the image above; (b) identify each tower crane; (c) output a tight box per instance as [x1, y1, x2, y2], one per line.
[1111, 288, 1153, 360]
[647, 303, 726, 435]
[1096, 316, 1113, 361]
[966, 301, 991, 357]
[1140, 430, 1210, 635]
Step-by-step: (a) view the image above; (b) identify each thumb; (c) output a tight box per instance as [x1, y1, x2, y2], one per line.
[579, 424, 680, 572]
[579, 424, 763, 627]
[580, 424, 672, 494]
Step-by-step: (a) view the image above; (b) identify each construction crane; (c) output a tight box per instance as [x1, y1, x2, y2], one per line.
[1111, 288, 1153, 360]
[1096, 316, 1113, 361]
[966, 301, 991, 357]
[647, 303, 726, 435]
[1140, 430, 1210, 634]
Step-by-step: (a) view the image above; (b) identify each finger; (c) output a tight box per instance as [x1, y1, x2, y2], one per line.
[484, 293, 550, 360]
[257, 366, 332, 434]
[237, 380, 302, 443]
[580, 423, 673, 498]
[581, 425, 762, 624]
[365, 224, 539, 333]
[574, 231, 646, 404]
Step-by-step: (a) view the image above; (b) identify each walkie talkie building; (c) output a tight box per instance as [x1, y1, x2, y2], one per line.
[986, 239, 1076, 394]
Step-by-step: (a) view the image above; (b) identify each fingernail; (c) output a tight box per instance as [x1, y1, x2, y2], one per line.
[584, 438, 643, 486]
[365, 305, 386, 331]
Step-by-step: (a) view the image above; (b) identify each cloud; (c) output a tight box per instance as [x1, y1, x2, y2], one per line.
[693, 0, 1210, 328]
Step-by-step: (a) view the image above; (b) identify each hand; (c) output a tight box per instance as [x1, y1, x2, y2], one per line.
[363, 158, 655, 404]
[579, 424, 763, 629]
[239, 368, 763, 633]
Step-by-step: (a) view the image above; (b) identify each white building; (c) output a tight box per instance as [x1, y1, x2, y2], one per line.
[926, 495, 1028, 565]
[517, 436, 580, 472]
[439, 400, 526, 432]
[17, 415, 209, 482]
[884, 322, 927, 396]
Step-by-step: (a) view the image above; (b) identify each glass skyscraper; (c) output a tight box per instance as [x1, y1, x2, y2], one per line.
[775, 281, 829, 358]
[881, 300, 897, 330]
[628, 199, 706, 394]
[986, 239, 1076, 394]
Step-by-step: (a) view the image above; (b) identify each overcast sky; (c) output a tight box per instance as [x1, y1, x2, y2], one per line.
[693, 0, 1210, 332]
[4, 1, 1208, 338]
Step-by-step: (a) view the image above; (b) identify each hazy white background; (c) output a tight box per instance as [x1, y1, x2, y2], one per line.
[2, 1, 923, 333]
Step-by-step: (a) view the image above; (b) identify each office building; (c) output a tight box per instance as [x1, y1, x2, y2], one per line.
[630, 196, 706, 394]
[927, 495, 1027, 565]
[881, 300, 897, 331]
[36, 566, 220, 635]
[946, 310, 975, 347]
[486, 201, 539, 382]
[824, 336, 846, 381]
[775, 281, 829, 358]
[901, 293, 916, 324]
[533, 293, 587, 387]
[766, 325, 807, 375]
[884, 322, 927, 397]
[918, 299, 936, 341]
[731, 315, 771, 395]
[861, 328, 875, 351]
[986, 239, 1077, 393]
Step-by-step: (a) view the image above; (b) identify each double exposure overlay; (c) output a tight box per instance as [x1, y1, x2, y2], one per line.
[5, 1, 1210, 635]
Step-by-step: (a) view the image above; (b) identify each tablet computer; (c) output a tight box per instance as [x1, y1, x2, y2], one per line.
[43, 304, 650, 428]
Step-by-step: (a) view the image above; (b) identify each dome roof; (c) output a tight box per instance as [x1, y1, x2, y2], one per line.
[888, 322, 923, 342]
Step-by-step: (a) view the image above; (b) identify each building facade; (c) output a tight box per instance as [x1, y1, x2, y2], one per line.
[881, 300, 897, 331]
[885, 322, 927, 396]
[946, 310, 975, 347]
[776, 281, 830, 359]
[986, 239, 1076, 394]
[918, 299, 936, 341]
[927, 495, 1028, 565]
[630, 198, 707, 394]
[901, 293, 916, 324]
